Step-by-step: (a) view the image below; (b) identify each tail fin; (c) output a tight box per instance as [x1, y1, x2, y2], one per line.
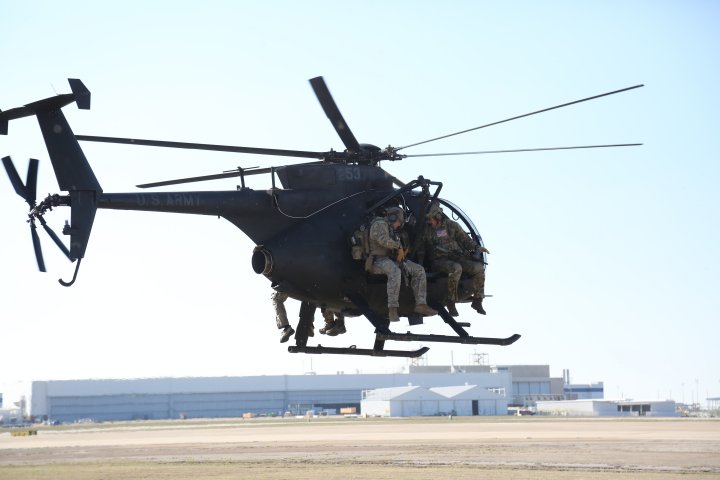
[2, 79, 101, 278]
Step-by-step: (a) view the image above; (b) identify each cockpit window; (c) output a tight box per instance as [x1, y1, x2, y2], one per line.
[438, 198, 485, 247]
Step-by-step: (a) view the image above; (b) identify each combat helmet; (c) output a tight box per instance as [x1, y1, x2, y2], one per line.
[385, 206, 404, 224]
[426, 202, 443, 220]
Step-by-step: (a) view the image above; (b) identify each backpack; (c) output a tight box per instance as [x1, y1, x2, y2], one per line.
[350, 221, 372, 261]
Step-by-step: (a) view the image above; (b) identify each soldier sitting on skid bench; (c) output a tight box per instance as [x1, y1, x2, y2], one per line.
[366, 206, 437, 322]
[271, 291, 316, 343]
[319, 308, 346, 336]
[418, 202, 489, 316]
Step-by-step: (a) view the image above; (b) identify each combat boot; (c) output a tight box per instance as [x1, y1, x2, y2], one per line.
[280, 326, 295, 343]
[319, 321, 334, 335]
[446, 301, 459, 317]
[388, 307, 400, 322]
[326, 318, 346, 336]
[471, 298, 486, 315]
[414, 304, 438, 316]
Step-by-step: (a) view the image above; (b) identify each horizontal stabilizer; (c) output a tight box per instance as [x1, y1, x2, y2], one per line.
[68, 79, 90, 109]
[0, 107, 36, 135]
[0, 79, 90, 134]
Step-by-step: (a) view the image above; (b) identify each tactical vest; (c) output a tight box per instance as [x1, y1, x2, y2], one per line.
[429, 222, 461, 258]
[367, 217, 393, 256]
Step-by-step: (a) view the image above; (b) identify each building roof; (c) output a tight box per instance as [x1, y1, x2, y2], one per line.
[429, 385, 505, 400]
[364, 386, 446, 401]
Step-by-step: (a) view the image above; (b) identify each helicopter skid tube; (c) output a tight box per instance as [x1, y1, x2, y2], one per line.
[288, 345, 430, 358]
[377, 332, 521, 346]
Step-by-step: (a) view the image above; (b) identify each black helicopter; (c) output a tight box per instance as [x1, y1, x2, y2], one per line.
[1, 77, 642, 358]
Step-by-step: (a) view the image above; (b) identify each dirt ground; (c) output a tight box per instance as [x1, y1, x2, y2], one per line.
[1, 417, 719, 479]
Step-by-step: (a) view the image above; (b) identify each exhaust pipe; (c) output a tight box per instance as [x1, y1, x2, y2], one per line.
[252, 247, 273, 275]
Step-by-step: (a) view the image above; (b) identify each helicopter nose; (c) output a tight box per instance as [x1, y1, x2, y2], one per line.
[252, 247, 273, 275]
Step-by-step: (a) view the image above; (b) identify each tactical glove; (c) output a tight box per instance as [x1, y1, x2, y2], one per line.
[472, 247, 489, 261]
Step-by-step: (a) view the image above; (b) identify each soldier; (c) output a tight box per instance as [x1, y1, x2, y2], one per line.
[271, 291, 315, 343]
[366, 206, 437, 322]
[271, 291, 295, 342]
[319, 308, 346, 336]
[419, 202, 489, 316]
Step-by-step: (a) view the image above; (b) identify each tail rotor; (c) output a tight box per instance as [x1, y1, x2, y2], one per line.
[2, 156, 73, 272]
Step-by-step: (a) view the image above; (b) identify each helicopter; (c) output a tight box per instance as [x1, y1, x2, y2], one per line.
[1, 77, 642, 358]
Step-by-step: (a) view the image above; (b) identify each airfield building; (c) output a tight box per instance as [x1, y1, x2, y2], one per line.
[17, 363, 615, 422]
[28, 371, 512, 423]
[361, 384, 508, 417]
[409, 364, 566, 406]
[535, 399, 677, 417]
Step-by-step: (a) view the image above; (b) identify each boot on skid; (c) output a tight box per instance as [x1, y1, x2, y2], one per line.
[446, 301, 459, 317]
[325, 318, 346, 336]
[414, 304, 438, 316]
[388, 307, 400, 322]
[279, 326, 295, 343]
[471, 298, 486, 315]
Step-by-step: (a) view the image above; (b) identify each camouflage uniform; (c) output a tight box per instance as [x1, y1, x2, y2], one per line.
[271, 291, 290, 329]
[272, 291, 315, 341]
[367, 216, 427, 308]
[421, 217, 485, 302]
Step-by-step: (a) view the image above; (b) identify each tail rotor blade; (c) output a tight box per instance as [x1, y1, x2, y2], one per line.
[25, 159, 39, 205]
[2, 156, 27, 200]
[30, 223, 46, 272]
[38, 216, 73, 261]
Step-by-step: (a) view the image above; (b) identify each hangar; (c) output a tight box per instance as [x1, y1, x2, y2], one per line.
[361, 386, 447, 417]
[361, 384, 508, 417]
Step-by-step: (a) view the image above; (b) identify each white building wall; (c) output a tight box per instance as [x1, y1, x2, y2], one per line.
[363, 386, 508, 417]
[476, 400, 498, 415]
[360, 400, 390, 417]
[537, 400, 602, 416]
[453, 400, 473, 416]
[438, 400, 455, 414]
[401, 400, 421, 417]
[537, 399, 678, 417]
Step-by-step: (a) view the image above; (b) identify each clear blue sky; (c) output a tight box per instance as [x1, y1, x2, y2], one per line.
[1, 1, 718, 405]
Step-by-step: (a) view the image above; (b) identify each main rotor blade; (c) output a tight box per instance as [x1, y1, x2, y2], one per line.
[309, 76, 361, 153]
[2, 156, 27, 200]
[76, 135, 326, 160]
[397, 84, 645, 151]
[30, 224, 46, 272]
[403, 143, 643, 158]
[137, 165, 282, 189]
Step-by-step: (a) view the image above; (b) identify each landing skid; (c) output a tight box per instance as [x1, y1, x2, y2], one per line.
[286, 294, 521, 358]
[288, 345, 430, 358]
[376, 332, 521, 346]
